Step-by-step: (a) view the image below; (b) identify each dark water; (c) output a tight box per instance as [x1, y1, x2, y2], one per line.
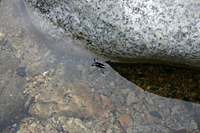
[108, 62, 200, 104]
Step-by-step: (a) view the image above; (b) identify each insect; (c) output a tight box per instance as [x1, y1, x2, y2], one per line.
[90, 58, 105, 74]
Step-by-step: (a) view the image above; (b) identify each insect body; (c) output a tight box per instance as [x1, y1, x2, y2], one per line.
[91, 59, 105, 74]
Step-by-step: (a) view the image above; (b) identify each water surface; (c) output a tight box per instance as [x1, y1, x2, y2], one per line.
[0, 0, 200, 132]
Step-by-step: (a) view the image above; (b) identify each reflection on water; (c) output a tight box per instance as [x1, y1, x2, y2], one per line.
[0, 0, 200, 132]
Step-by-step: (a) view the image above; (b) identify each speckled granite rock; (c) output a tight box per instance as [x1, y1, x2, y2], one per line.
[24, 0, 200, 67]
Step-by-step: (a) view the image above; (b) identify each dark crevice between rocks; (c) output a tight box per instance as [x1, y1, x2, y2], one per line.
[107, 62, 200, 104]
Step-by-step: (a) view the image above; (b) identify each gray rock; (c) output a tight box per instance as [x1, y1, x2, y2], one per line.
[127, 124, 169, 133]
[24, 0, 200, 67]
[127, 91, 139, 106]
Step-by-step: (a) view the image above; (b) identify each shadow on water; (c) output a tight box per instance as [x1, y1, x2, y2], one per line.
[0, 0, 200, 132]
[107, 62, 200, 104]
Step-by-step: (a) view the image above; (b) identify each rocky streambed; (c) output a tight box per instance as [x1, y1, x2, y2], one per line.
[0, 0, 200, 132]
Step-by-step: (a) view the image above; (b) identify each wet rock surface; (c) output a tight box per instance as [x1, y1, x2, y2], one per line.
[24, 0, 200, 68]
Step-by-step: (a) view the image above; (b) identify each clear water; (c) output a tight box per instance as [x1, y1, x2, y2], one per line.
[0, 0, 200, 132]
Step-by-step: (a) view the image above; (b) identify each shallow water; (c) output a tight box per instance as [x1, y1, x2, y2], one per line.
[0, 0, 200, 132]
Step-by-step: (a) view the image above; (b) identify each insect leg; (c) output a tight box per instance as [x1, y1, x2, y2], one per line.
[89, 67, 98, 75]
[101, 68, 105, 74]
